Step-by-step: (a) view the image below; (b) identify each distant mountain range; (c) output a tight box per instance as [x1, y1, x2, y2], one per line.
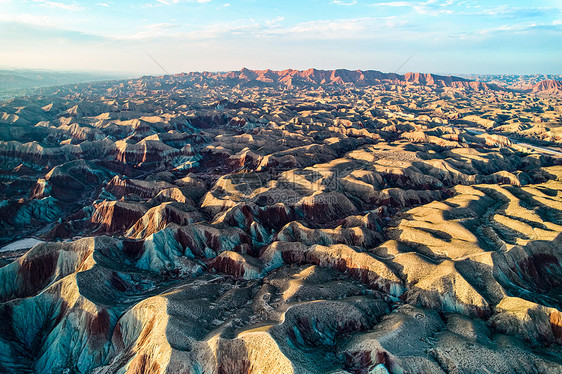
[147, 68, 561, 95]
[0, 69, 127, 100]
[176, 68, 499, 91]
[3, 68, 561, 100]
[460, 73, 562, 91]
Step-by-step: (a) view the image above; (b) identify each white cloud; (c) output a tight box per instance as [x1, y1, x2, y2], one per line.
[260, 16, 408, 40]
[32, 0, 84, 11]
[413, 0, 455, 16]
[371, 0, 455, 15]
[155, 0, 211, 4]
[0, 13, 62, 27]
[104, 14, 415, 42]
[371, 2, 412, 7]
[332, 0, 358, 6]
[121, 22, 180, 40]
[113, 19, 260, 41]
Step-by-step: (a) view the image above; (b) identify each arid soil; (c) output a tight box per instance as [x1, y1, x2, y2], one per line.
[0, 69, 561, 373]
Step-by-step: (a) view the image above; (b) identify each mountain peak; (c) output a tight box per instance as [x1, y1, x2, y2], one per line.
[532, 79, 562, 95]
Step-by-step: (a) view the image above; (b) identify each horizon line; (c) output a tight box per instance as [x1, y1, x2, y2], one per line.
[1, 66, 561, 78]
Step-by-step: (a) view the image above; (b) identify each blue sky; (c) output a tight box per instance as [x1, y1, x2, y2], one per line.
[0, 0, 561, 75]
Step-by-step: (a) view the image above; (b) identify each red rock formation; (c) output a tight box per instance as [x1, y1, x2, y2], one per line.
[105, 176, 175, 199]
[214, 68, 491, 90]
[532, 79, 562, 95]
[91, 201, 147, 234]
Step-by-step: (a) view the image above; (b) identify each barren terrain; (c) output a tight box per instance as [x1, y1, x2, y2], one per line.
[0, 69, 561, 373]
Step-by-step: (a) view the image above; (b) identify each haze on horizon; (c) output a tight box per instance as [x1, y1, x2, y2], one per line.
[0, 0, 561, 76]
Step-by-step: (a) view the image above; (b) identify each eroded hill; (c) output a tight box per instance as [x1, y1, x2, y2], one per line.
[0, 69, 562, 373]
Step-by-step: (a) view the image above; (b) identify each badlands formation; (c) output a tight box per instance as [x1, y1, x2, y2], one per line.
[0, 69, 562, 373]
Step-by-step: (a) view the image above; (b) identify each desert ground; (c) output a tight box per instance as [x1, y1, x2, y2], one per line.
[0, 69, 561, 373]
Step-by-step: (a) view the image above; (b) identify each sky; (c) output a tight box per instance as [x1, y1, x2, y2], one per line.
[0, 0, 561, 75]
